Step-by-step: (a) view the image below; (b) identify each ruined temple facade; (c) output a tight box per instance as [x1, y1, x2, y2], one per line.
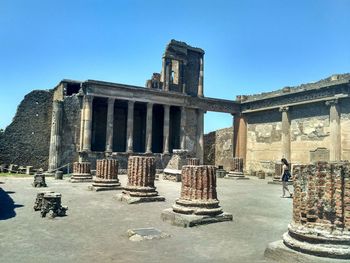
[207, 74, 350, 174]
[46, 40, 238, 171]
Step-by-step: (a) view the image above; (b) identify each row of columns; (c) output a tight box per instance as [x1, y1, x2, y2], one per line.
[233, 99, 342, 164]
[79, 96, 189, 154]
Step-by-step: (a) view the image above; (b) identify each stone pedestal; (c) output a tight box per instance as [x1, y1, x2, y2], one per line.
[89, 159, 121, 191]
[40, 192, 68, 218]
[32, 173, 47, 187]
[163, 149, 188, 181]
[225, 157, 249, 180]
[70, 162, 92, 183]
[265, 162, 350, 260]
[161, 165, 233, 227]
[26, 166, 34, 175]
[117, 156, 164, 204]
[34, 191, 54, 211]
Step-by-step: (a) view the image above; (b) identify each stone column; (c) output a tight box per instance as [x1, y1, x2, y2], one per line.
[126, 100, 134, 153]
[180, 107, 187, 150]
[105, 98, 115, 153]
[161, 165, 233, 227]
[118, 156, 165, 203]
[233, 113, 247, 163]
[326, 99, 341, 161]
[196, 109, 204, 163]
[198, 56, 204, 97]
[89, 159, 121, 191]
[164, 58, 172, 91]
[187, 158, 200, 165]
[161, 57, 166, 84]
[163, 105, 170, 154]
[279, 106, 291, 161]
[145, 102, 153, 154]
[82, 95, 93, 152]
[48, 101, 63, 172]
[70, 162, 92, 183]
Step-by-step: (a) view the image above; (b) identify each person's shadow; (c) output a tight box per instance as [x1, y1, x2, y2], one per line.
[0, 188, 24, 220]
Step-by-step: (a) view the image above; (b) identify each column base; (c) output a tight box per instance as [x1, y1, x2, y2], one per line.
[70, 173, 93, 183]
[116, 193, 165, 204]
[264, 240, 348, 263]
[88, 179, 121, 191]
[224, 171, 249, 180]
[161, 208, 233, 228]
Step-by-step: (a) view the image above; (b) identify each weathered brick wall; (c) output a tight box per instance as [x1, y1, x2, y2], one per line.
[0, 90, 53, 169]
[292, 162, 350, 232]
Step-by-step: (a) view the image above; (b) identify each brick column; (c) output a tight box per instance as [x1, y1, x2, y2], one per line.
[126, 100, 134, 153]
[145, 103, 153, 153]
[105, 98, 115, 153]
[82, 95, 93, 152]
[233, 113, 247, 164]
[70, 162, 92, 182]
[163, 105, 170, 154]
[326, 99, 341, 161]
[89, 159, 121, 191]
[279, 106, 291, 161]
[180, 107, 187, 150]
[48, 100, 63, 172]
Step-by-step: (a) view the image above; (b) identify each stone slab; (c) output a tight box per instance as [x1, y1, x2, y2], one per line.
[88, 185, 122, 192]
[161, 208, 233, 227]
[127, 228, 170, 241]
[116, 193, 165, 204]
[264, 240, 348, 263]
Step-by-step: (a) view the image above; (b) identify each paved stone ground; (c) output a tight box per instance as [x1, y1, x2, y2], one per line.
[0, 175, 293, 263]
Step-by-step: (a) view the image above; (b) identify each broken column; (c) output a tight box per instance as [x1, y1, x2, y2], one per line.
[187, 158, 200, 165]
[33, 191, 54, 211]
[265, 162, 350, 261]
[40, 192, 68, 218]
[118, 156, 165, 204]
[161, 165, 233, 227]
[70, 162, 92, 183]
[225, 157, 248, 180]
[89, 159, 121, 191]
[32, 172, 47, 187]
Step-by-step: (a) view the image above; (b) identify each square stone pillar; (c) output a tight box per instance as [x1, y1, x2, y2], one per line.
[105, 98, 115, 153]
[233, 113, 247, 165]
[126, 101, 134, 153]
[279, 106, 291, 161]
[145, 103, 153, 154]
[163, 105, 170, 154]
[326, 99, 341, 161]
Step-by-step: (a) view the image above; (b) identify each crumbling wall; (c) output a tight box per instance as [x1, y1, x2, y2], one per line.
[214, 127, 233, 170]
[204, 131, 215, 165]
[0, 90, 53, 169]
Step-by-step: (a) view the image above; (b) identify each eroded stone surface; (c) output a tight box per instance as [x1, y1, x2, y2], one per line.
[127, 228, 170, 241]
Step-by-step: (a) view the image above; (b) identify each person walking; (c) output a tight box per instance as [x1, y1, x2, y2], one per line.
[280, 158, 292, 198]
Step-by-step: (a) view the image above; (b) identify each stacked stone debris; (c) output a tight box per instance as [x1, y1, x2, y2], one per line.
[33, 191, 54, 211]
[162, 165, 233, 227]
[282, 162, 350, 259]
[40, 192, 68, 218]
[70, 162, 92, 182]
[32, 173, 47, 187]
[187, 158, 200, 165]
[118, 156, 164, 203]
[89, 159, 121, 191]
[225, 157, 248, 179]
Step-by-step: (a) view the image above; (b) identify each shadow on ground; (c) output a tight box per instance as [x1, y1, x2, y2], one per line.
[0, 188, 23, 220]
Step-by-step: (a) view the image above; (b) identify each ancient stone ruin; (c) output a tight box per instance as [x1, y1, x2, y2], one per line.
[70, 161, 92, 183]
[265, 162, 350, 260]
[118, 156, 165, 204]
[187, 158, 200, 165]
[163, 149, 189, 182]
[225, 157, 248, 180]
[32, 173, 47, 187]
[161, 165, 233, 227]
[34, 191, 67, 218]
[89, 159, 121, 191]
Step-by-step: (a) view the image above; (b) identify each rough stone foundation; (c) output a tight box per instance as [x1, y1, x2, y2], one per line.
[89, 159, 121, 191]
[265, 162, 350, 260]
[161, 165, 233, 227]
[70, 162, 92, 183]
[118, 156, 164, 204]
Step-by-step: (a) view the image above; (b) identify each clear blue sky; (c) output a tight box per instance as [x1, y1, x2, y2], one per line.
[0, 0, 349, 133]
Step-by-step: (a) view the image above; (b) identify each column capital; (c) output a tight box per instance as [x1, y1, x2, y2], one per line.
[279, 106, 289, 112]
[325, 99, 338, 106]
[84, 95, 94, 104]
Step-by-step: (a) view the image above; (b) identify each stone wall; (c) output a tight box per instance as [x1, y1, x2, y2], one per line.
[203, 127, 233, 170]
[184, 108, 197, 155]
[341, 98, 350, 160]
[0, 90, 53, 169]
